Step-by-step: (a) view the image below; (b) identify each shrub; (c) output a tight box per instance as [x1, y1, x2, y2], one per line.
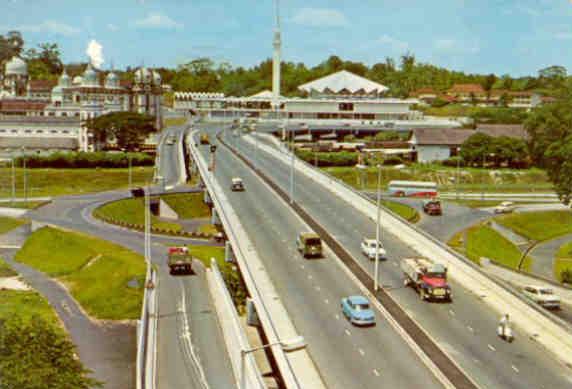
[295, 150, 358, 167]
[382, 156, 403, 165]
[15, 152, 154, 169]
[561, 269, 572, 284]
[441, 156, 465, 167]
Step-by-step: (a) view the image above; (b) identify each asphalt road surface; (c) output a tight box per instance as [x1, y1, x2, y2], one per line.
[221, 127, 572, 389]
[194, 125, 444, 389]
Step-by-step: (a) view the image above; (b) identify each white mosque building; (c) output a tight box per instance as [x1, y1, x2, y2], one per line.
[0, 55, 164, 155]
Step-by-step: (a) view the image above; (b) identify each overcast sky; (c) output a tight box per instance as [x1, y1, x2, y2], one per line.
[2, 0, 572, 76]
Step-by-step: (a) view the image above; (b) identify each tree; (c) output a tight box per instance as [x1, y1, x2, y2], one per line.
[482, 73, 497, 99]
[0, 316, 102, 388]
[544, 135, 572, 204]
[85, 112, 156, 151]
[0, 31, 24, 65]
[460, 133, 494, 166]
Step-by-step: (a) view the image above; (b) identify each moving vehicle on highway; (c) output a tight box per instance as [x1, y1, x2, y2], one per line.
[341, 295, 376, 326]
[494, 201, 517, 214]
[522, 285, 561, 309]
[388, 180, 438, 197]
[296, 232, 322, 258]
[401, 257, 452, 301]
[131, 186, 145, 198]
[231, 177, 245, 191]
[165, 135, 176, 145]
[200, 133, 210, 145]
[168, 246, 193, 275]
[422, 198, 442, 215]
[360, 238, 387, 260]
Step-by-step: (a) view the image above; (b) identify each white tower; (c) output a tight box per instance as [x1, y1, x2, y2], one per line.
[272, 0, 281, 109]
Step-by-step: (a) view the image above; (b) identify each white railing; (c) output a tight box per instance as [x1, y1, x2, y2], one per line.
[136, 266, 158, 389]
[207, 260, 266, 389]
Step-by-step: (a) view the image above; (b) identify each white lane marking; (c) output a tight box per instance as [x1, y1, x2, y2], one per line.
[308, 275, 313, 280]
[449, 309, 455, 316]
[487, 344, 496, 351]
[315, 286, 321, 292]
[467, 326, 474, 333]
[511, 365, 519, 373]
[325, 299, 329, 304]
[392, 262, 397, 267]
[344, 329, 351, 336]
[335, 314, 340, 320]
[300, 264, 304, 269]
[358, 348, 365, 356]
[373, 369, 380, 377]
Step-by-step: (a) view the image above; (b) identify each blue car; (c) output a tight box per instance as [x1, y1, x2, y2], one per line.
[341, 295, 375, 326]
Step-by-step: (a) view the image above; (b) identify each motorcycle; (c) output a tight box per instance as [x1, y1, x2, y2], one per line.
[497, 324, 514, 343]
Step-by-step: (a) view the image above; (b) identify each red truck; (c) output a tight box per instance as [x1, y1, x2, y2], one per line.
[401, 257, 452, 302]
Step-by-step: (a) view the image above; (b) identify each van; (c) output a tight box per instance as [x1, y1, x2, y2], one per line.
[296, 232, 322, 258]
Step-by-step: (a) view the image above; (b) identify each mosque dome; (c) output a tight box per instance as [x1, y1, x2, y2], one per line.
[105, 71, 119, 88]
[72, 75, 83, 85]
[152, 70, 161, 85]
[134, 67, 152, 84]
[58, 69, 71, 88]
[82, 63, 99, 87]
[5, 56, 27, 76]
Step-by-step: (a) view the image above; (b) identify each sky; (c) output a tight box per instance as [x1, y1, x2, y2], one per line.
[2, 0, 572, 77]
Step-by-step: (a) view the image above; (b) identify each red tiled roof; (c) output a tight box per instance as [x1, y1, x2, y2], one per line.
[447, 83, 485, 94]
[120, 80, 132, 88]
[0, 99, 48, 112]
[28, 79, 57, 91]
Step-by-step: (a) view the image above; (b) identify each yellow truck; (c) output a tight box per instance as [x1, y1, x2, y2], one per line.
[200, 133, 210, 145]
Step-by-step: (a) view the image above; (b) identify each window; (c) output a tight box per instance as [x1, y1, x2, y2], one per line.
[24, 130, 31, 133]
[63, 130, 69, 134]
[0, 129, 5, 133]
[11, 129, 17, 133]
[36, 130, 43, 133]
[339, 102, 354, 111]
[50, 130, 57, 134]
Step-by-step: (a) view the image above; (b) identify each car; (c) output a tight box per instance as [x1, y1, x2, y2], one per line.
[165, 136, 176, 145]
[230, 177, 245, 191]
[296, 232, 322, 258]
[130, 187, 145, 198]
[360, 238, 387, 260]
[341, 295, 375, 326]
[422, 198, 442, 216]
[522, 285, 561, 309]
[200, 133, 210, 145]
[494, 201, 516, 214]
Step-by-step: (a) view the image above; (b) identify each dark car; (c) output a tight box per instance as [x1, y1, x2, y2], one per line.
[422, 199, 442, 215]
[131, 187, 145, 198]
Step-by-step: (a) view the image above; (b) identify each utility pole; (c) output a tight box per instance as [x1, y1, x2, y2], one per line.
[10, 155, 15, 204]
[289, 125, 295, 204]
[375, 164, 382, 292]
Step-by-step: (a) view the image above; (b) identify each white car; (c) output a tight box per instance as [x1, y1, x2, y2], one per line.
[360, 238, 387, 260]
[494, 201, 516, 214]
[522, 285, 561, 309]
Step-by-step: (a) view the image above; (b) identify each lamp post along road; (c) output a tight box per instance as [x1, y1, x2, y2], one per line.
[10, 156, 15, 203]
[375, 164, 382, 292]
[456, 147, 461, 200]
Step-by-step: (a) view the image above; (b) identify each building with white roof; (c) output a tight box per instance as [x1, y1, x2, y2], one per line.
[298, 70, 389, 97]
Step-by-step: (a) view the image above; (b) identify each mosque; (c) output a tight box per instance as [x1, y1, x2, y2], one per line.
[0, 55, 164, 154]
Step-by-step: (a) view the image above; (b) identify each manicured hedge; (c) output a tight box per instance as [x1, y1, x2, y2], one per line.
[15, 152, 154, 169]
[296, 150, 358, 167]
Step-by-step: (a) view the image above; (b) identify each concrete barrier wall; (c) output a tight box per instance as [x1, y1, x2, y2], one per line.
[207, 260, 265, 389]
[136, 266, 158, 389]
[245, 134, 572, 368]
[188, 131, 325, 389]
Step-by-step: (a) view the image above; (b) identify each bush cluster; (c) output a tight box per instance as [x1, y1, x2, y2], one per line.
[15, 152, 154, 169]
[441, 156, 465, 167]
[561, 269, 572, 284]
[295, 150, 358, 167]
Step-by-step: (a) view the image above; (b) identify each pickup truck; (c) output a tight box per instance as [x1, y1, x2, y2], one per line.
[401, 257, 452, 302]
[200, 133, 210, 145]
[168, 246, 193, 275]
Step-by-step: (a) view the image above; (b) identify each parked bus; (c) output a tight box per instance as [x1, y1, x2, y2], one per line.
[387, 180, 438, 197]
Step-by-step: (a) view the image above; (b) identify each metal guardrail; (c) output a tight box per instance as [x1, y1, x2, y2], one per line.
[251, 133, 572, 357]
[208, 260, 266, 389]
[136, 265, 158, 389]
[187, 131, 308, 389]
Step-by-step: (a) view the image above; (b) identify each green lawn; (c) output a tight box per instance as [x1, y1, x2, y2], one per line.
[196, 224, 218, 235]
[495, 211, 572, 241]
[0, 289, 61, 327]
[322, 166, 553, 193]
[93, 197, 182, 232]
[189, 245, 225, 268]
[164, 117, 188, 127]
[0, 257, 17, 277]
[161, 193, 210, 219]
[447, 199, 555, 209]
[0, 167, 154, 198]
[449, 224, 531, 270]
[15, 226, 145, 320]
[381, 200, 420, 223]
[0, 201, 49, 209]
[555, 241, 572, 282]
[0, 217, 25, 235]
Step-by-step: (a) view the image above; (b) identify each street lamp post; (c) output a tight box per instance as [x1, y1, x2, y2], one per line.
[10, 155, 15, 204]
[375, 164, 382, 292]
[456, 147, 461, 200]
[481, 152, 495, 200]
[21, 147, 27, 207]
[240, 336, 305, 389]
[289, 124, 295, 204]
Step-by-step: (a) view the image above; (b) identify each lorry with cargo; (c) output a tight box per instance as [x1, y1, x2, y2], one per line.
[401, 257, 451, 302]
[168, 246, 193, 275]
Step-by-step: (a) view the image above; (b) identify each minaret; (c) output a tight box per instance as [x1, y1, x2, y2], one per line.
[272, 0, 281, 109]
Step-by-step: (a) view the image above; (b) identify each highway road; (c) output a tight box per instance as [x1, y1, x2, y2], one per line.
[157, 123, 188, 188]
[194, 125, 445, 389]
[28, 123, 236, 389]
[220, 127, 572, 389]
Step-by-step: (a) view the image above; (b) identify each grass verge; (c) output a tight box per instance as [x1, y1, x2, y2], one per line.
[161, 192, 210, 219]
[555, 241, 572, 282]
[0, 216, 25, 235]
[448, 223, 531, 271]
[381, 200, 420, 223]
[495, 210, 572, 241]
[0, 257, 18, 277]
[0, 167, 153, 198]
[15, 226, 145, 320]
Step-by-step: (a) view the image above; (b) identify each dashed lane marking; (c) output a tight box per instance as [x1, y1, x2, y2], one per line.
[449, 309, 455, 316]
[325, 299, 329, 304]
[344, 329, 351, 336]
[487, 344, 495, 351]
[467, 326, 474, 333]
[315, 286, 321, 292]
[335, 314, 340, 320]
[511, 365, 519, 373]
[373, 369, 380, 377]
[358, 348, 365, 356]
